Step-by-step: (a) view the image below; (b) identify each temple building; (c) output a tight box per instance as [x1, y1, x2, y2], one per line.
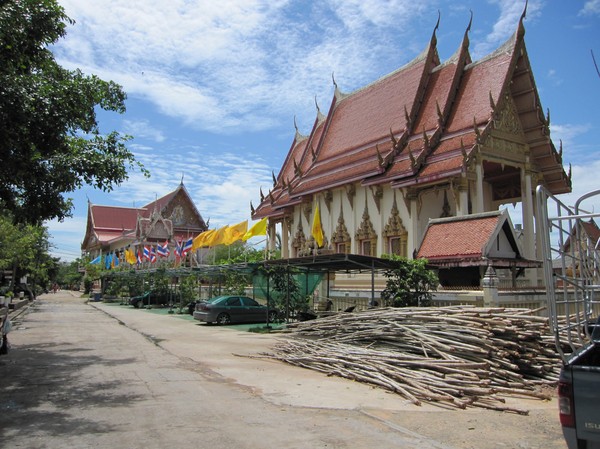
[252, 11, 570, 288]
[81, 182, 208, 263]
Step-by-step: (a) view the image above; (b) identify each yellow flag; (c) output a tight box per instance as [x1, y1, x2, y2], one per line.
[126, 248, 136, 264]
[192, 229, 212, 251]
[242, 217, 268, 241]
[223, 220, 248, 245]
[312, 203, 324, 247]
[204, 225, 229, 247]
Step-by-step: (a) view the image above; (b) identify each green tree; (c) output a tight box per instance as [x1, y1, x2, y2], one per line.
[380, 255, 438, 307]
[0, 0, 147, 224]
[56, 259, 83, 290]
[0, 213, 52, 291]
[177, 274, 198, 312]
[260, 265, 308, 316]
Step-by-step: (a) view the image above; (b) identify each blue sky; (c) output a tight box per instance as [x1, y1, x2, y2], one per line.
[47, 0, 600, 262]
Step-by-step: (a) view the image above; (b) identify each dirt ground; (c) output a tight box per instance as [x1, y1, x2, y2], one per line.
[0, 292, 567, 448]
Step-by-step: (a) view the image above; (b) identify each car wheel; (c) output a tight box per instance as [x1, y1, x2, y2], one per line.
[133, 301, 140, 309]
[216, 313, 231, 325]
[268, 311, 278, 323]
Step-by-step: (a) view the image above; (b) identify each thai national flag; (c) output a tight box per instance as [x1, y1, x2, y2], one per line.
[174, 240, 182, 258]
[150, 246, 157, 263]
[157, 240, 169, 257]
[143, 246, 150, 260]
[137, 250, 142, 265]
[182, 237, 193, 256]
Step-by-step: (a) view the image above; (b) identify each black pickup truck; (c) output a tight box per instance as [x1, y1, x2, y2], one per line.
[557, 325, 600, 448]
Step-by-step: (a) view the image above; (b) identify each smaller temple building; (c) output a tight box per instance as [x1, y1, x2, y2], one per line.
[81, 182, 208, 264]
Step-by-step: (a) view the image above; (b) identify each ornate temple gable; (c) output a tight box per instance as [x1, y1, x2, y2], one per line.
[504, 28, 570, 195]
[160, 186, 207, 230]
[136, 213, 172, 242]
[492, 93, 524, 137]
[480, 94, 529, 166]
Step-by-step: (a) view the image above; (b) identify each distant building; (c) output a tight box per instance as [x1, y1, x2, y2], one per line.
[252, 11, 570, 288]
[81, 182, 208, 264]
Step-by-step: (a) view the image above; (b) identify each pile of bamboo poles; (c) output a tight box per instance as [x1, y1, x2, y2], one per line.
[263, 306, 563, 414]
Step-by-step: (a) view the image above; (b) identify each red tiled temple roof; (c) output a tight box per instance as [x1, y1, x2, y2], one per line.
[416, 210, 536, 268]
[90, 205, 140, 232]
[417, 214, 501, 260]
[253, 14, 570, 219]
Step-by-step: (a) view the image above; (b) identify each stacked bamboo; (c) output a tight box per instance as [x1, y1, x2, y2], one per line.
[263, 306, 563, 414]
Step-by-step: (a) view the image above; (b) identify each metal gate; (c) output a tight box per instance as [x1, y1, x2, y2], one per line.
[536, 185, 600, 362]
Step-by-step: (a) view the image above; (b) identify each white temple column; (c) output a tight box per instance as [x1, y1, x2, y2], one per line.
[407, 191, 419, 258]
[281, 218, 289, 259]
[457, 179, 469, 216]
[267, 220, 276, 255]
[521, 167, 535, 260]
[475, 162, 485, 213]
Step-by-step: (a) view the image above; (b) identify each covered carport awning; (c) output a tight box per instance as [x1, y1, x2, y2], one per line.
[254, 253, 400, 307]
[258, 253, 400, 273]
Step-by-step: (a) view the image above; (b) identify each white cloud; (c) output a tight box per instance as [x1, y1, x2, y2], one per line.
[123, 119, 166, 143]
[46, 216, 88, 261]
[54, 0, 432, 134]
[472, 0, 542, 58]
[550, 123, 594, 161]
[96, 149, 273, 228]
[579, 0, 600, 16]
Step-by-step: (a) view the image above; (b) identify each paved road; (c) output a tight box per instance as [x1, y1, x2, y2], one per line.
[0, 292, 566, 449]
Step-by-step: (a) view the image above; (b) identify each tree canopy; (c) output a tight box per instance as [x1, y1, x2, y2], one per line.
[380, 255, 438, 307]
[0, 0, 147, 224]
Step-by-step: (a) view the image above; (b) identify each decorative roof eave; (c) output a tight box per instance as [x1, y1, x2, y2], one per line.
[292, 168, 383, 199]
[390, 167, 463, 189]
[424, 256, 540, 269]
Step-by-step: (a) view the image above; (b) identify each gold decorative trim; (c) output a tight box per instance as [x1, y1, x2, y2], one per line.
[493, 94, 523, 136]
[383, 195, 407, 237]
[303, 202, 312, 225]
[370, 185, 383, 213]
[345, 184, 355, 209]
[332, 208, 351, 246]
[324, 189, 333, 213]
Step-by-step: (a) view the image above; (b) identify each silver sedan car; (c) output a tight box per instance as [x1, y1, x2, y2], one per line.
[193, 295, 278, 325]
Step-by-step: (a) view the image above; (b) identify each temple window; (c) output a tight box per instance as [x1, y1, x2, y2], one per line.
[360, 239, 375, 256]
[388, 235, 407, 257]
